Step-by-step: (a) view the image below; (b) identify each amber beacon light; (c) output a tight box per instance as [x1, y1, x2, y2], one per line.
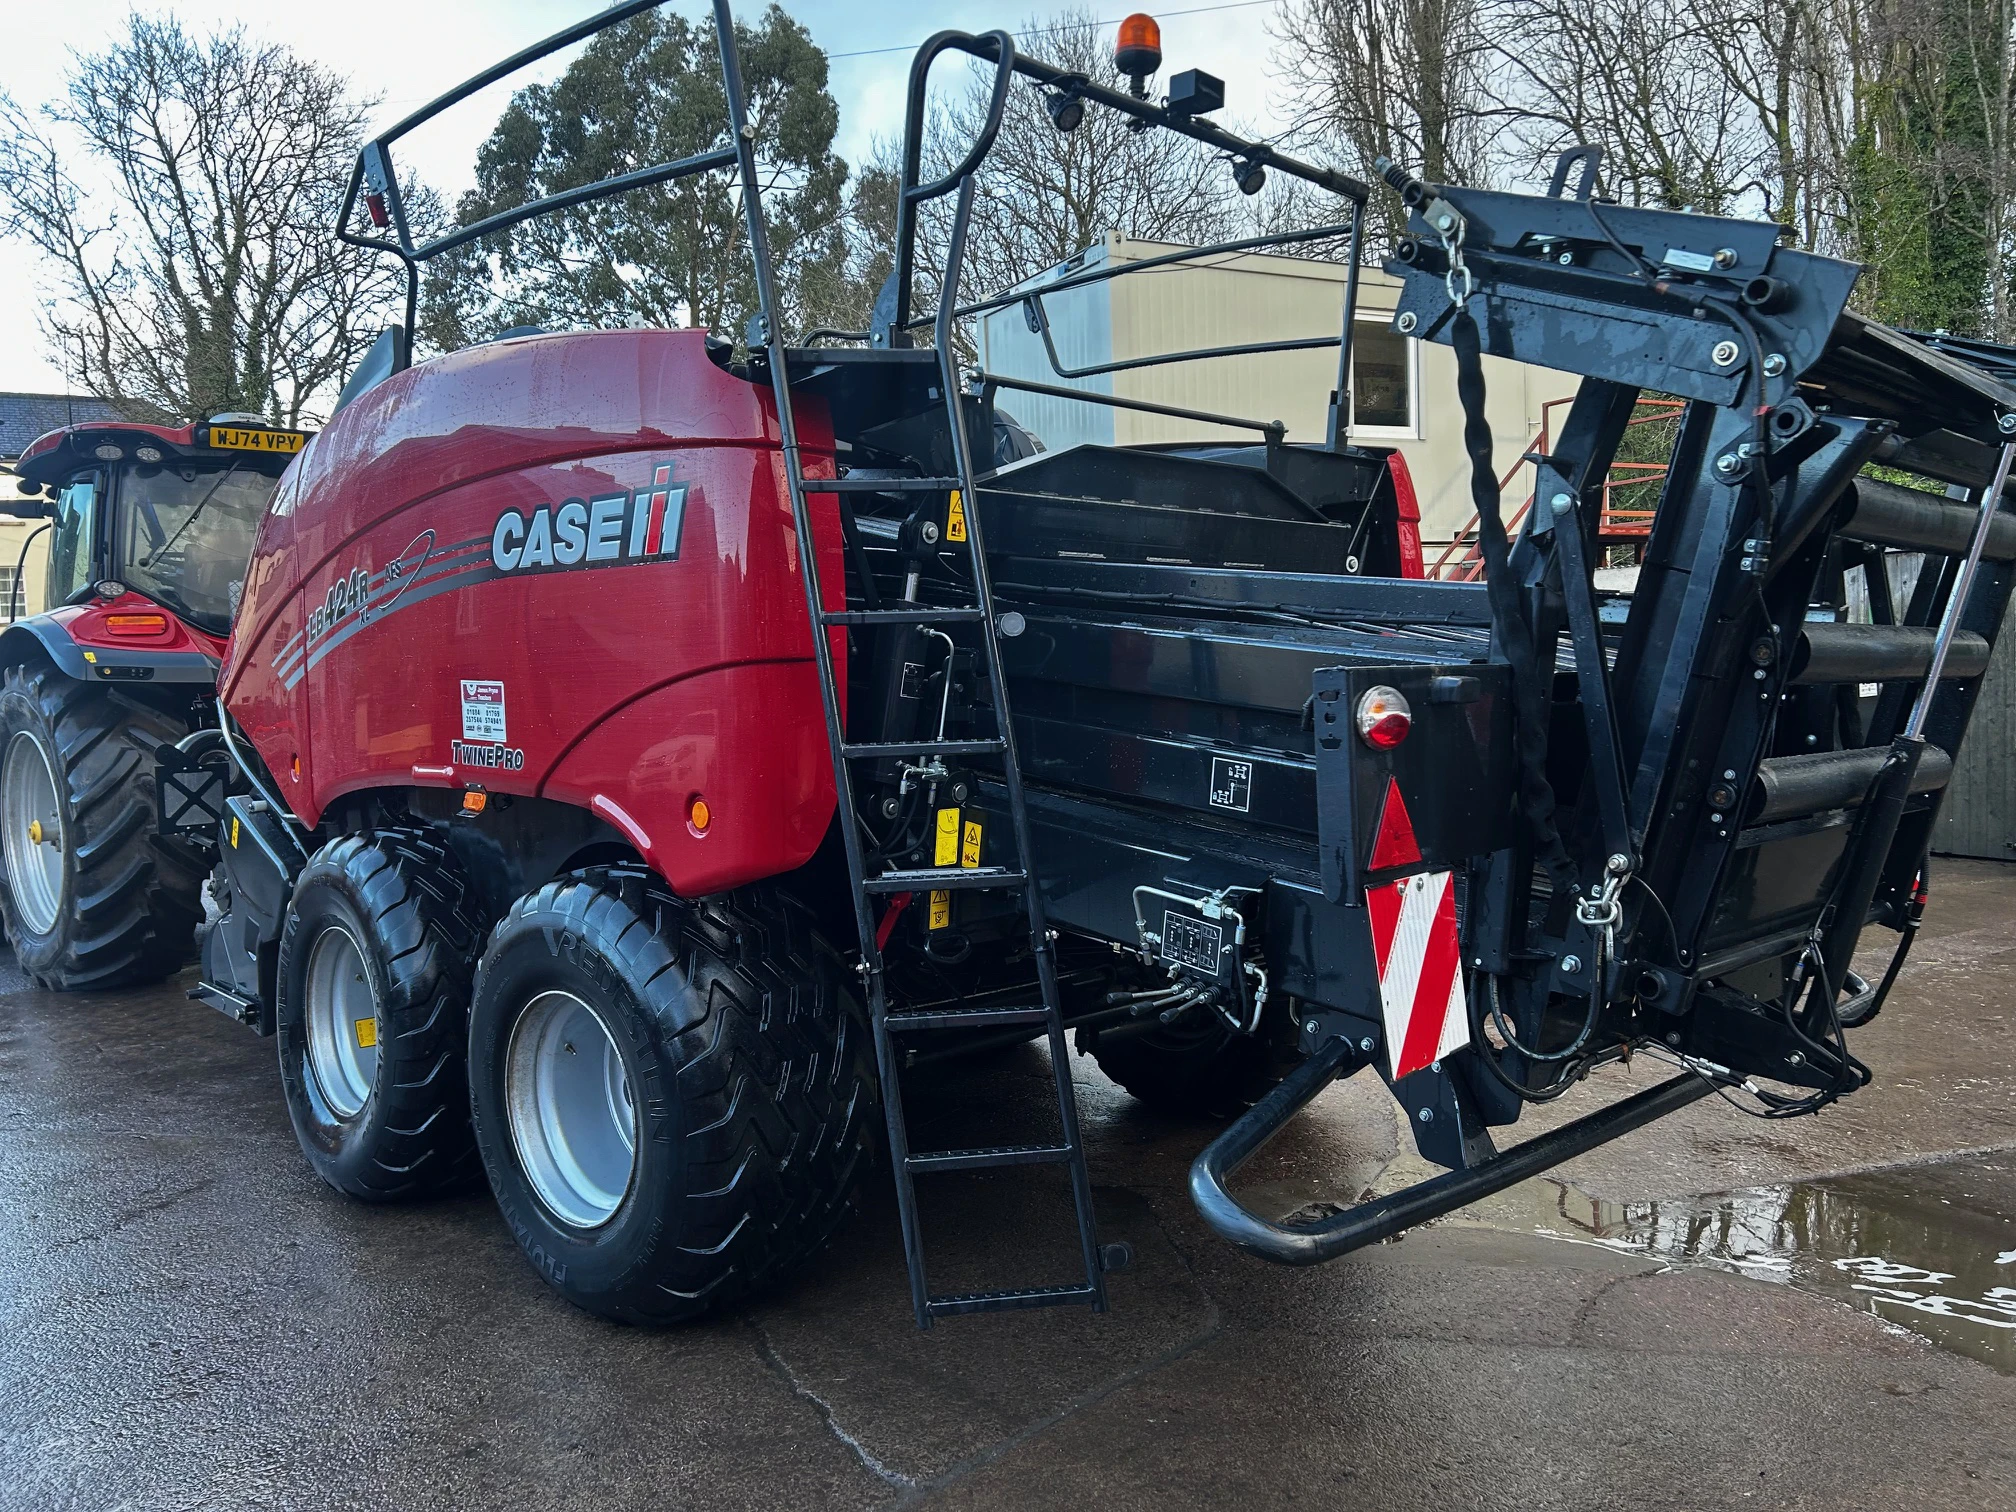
[1114, 13, 1162, 96]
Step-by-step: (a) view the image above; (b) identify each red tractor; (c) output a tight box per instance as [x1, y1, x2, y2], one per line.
[2, 414, 306, 988]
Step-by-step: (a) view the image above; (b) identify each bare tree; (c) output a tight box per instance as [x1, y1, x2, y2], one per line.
[0, 17, 410, 427]
[1496, 0, 1756, 211]
[1272, 0, 1509, 246]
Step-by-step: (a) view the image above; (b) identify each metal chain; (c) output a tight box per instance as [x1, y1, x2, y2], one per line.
[1438, 215, 1475, 309]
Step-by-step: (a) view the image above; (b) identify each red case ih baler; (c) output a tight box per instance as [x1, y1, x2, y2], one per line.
[154, 0, 2016, 1331]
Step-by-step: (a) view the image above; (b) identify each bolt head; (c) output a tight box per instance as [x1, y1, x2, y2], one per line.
[1305, 1019, 1320, 1035]
[1550, 491, 1573, 514]
[1787, 1051, 1805, 1066]
[2000, 412, 2016, 435]
[1359, 1037, 1375, 1053]
[1715, 453, 1742, 476]
[1557, 251, 1573, 265]
[1417, 1106, 1434, 1123]
[921, 521, 940, 544]
[1666, 1032, 1681, 1046]
[1396, 311, 1418, 334]
[1711, 339, 1741, 367]
[1562, 954, 1583, 975]
[1762, 352, 1787, 377]
[1713, 247, 1739, 269]
[1434, 212, 1455, 231]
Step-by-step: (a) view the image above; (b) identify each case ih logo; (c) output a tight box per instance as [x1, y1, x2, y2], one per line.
[490, 464, 687, 574]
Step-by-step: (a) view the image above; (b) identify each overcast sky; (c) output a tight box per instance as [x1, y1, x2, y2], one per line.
[0, 0, 1290, 396]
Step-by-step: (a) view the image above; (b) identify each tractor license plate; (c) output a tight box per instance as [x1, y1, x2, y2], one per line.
[210, 426, 307, 454]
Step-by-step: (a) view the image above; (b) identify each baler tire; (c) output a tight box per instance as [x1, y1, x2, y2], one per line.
[275, 830, 484, 1201]
[467, 870, 877, 1326]
[0, 664, 204, 990]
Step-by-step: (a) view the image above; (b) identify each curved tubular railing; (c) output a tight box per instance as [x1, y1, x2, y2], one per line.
[1188, 1036, 1712, 1264]
[878, 27, 1373, 370]
[335, 0, 744, 358]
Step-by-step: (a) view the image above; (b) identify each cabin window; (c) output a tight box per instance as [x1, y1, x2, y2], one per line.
[1352, 321, 1416, 434]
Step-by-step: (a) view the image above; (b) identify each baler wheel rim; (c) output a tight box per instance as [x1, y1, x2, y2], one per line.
[302, 922, 378, 1120]
[504, 988, 637, 1229]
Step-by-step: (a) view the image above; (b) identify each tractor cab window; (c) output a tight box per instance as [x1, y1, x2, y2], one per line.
[46, 474, 100, 607]
[116, 462, 279, 634]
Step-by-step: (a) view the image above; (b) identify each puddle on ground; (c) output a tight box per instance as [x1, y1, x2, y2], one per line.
[1477, 1153, 2016, 1373]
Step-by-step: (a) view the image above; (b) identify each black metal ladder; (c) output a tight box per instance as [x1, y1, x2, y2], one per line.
[720, 11, 1109, 1327]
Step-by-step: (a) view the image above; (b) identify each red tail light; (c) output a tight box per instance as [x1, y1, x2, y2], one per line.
[1355, 685, 1412, 749]
[364, 191, 390, 229]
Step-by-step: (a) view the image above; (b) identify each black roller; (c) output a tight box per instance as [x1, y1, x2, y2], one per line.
[1746, 744, 1952, 825]
[1840, 476, 2016, 560]
[1789, 622, 1990, 684]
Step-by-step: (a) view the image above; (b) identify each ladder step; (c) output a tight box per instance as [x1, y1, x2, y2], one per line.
[865, 866, 1025, 893]
[821, 607, 987, 626]
[885, 1004, 1051, 1032]
[906, 1143, 1074, 1174]
[800, 476, 962, 493]
[840, 738, 1005, 759]
[926, 1284, 1101, 1318]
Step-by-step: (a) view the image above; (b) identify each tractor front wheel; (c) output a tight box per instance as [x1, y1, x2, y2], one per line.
[0, 664, 204, 990]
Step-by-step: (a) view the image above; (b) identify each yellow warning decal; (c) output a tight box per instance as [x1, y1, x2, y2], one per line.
[946, 490, 968, 543]
[928, 890, 952, 930]
[354, 1017, 377, 1049]
[230, 816, 240, 849]
[934, 807, 961, 866]
[961, 818, 983, 869]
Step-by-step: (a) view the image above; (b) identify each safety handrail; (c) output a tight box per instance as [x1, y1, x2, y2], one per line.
[335, 0, 747, 353]
[879, 25, 1370, 358]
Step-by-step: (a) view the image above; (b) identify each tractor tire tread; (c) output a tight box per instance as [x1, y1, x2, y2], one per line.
[0, 663, 203, 990]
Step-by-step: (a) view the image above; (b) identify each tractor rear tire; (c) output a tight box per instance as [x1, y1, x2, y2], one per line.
[0, 664, 205, 990]
[467, 870, 877, 1325]
[275, 830, 484, 1201]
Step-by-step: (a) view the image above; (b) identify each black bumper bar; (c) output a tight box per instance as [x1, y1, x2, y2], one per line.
[1188, 1038, 1714, 1264]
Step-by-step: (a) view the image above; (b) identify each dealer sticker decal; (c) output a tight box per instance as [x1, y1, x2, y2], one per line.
[461, 680, 508, 743]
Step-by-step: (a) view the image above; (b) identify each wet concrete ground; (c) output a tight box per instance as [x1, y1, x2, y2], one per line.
[3, 861, 2015, 1509]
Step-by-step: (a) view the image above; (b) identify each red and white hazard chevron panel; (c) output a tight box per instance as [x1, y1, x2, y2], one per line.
[1363, 779, 1469, 1081]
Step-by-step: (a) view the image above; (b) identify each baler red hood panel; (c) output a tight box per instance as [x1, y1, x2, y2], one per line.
[226, 327, 844, 896]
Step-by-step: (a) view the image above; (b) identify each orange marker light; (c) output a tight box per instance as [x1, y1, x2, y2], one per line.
[687, 795, 712, 836]
[104, 612, 169, 638]
[1114, 13, 1162, 81]
[462, 789, 487, 814]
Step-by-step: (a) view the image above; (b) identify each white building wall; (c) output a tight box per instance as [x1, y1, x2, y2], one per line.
[978, 234, 1582, 548]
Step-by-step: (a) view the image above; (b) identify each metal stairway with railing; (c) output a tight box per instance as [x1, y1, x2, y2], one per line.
[718, 8, 1114, 1328]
